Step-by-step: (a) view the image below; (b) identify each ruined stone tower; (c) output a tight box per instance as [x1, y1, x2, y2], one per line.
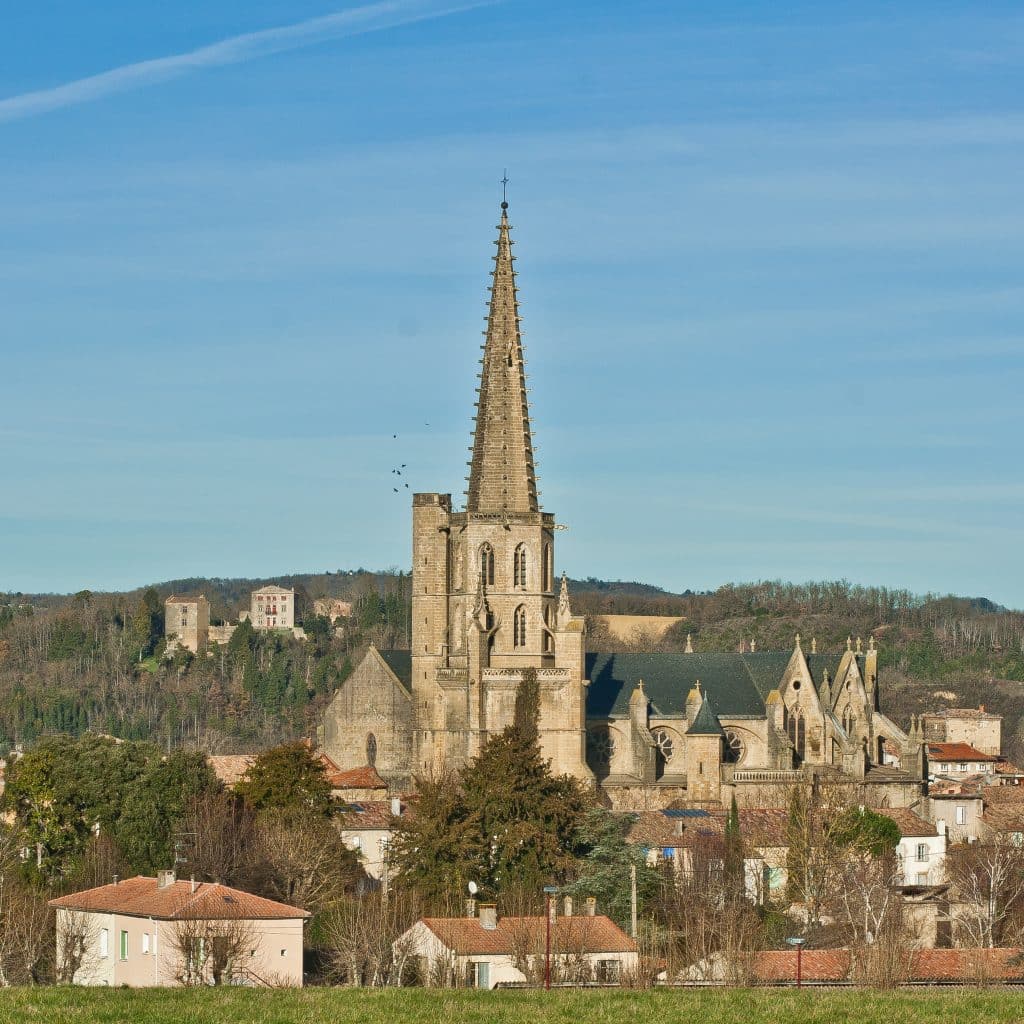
[410, 202, 592, 782]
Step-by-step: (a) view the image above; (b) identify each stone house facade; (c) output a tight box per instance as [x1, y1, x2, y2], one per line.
[922, 707, 1001, 756]
[248, 586, 295, 630]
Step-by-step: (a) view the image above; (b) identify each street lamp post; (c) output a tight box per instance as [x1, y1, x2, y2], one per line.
[786, 936, 806, 989]
[543, 886, 558, 990]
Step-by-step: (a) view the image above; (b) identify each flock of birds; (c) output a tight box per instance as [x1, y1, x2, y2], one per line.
[390, 424, 430, 493]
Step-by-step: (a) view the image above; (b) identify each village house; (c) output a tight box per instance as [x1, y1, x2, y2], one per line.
[927, 742, 1000, 780]
[396, 901, 637, 989]
[922, 707, 1002, 757]
[49, 872, 308, 987]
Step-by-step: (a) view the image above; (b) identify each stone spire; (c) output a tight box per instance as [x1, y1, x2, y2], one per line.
[465, 201, 539, 514]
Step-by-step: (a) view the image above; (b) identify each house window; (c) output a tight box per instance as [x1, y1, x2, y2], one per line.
[100, 929, 109, 958]
[916, 872, 928, 885]
[513, 605, 527, 648]
[959, 763, 967, 772]
[120, 930, 129, 961]
[596, 960, 621, 983]
[956, 806, 967, 825]
[469, 961, 490, 988]
[916, 843, 928, 863]
[142, 932, 150, 954]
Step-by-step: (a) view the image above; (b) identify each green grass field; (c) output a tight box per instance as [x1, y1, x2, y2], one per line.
[2, 988, 1024, 1024]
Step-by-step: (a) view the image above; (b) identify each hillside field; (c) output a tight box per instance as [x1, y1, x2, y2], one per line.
[2, 987, 1024, 1024]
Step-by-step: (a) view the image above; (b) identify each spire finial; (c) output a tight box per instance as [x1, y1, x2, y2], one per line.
[501, 169, 509, 209]
[685, 632, 693, 654]
[847, 636, 853, 652]
[811, 637, 817, 654]
[795, 632, 801, 651]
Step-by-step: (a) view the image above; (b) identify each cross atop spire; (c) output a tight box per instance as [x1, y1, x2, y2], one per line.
[465, 202, 539, 514]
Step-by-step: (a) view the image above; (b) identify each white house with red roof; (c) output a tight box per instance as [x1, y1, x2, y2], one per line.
[396, 902, 637, 988]
[49, 873, 309, 987]
[927, 741, 1000, 779]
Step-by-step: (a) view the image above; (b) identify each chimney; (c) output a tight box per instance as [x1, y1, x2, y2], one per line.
[112, 875, 119, 886]
[391, 797, 402, 817]
[479, 904, 498, 930]
[584, 896, 597, 917]
[465, 898, 477, 919]
[190, 875, 196, 894]
[980, 704, 985, 713]
[563, 896, 573, 917]
[157, 869, 175, 889]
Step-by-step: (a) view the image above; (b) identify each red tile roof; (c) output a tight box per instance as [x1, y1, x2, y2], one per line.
[623, 811, 681, 847]
[749, 948, 1024, 984]
[984, 784, 1024, 804]
[208, 754, 255, 788]
[911, 948, 1024, 981]
[755, 949, 850, 982]
[338, 800, 408, 829]
[420, 915, 636, 955]
[49, 876, 309, 920]
[875, 807, 937, 838]
[326, 764, 387, 790]
[927, 742, 999, 762]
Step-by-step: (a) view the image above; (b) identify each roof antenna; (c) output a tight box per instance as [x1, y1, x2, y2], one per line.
[501, 169, 509, 209]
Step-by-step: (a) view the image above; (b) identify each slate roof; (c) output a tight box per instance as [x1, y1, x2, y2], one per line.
[687, 697, 724, 737]
[379, 650, 413, 689]
[420, 915, 636, 955]
[585, 652, 844, 719]
[49, 876, 309, 920]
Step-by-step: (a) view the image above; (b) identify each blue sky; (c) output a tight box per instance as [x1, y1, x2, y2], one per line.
[1, 1, 1022, 607]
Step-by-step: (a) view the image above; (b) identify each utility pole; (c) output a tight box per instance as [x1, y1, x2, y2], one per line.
[630, 863, 637, 938]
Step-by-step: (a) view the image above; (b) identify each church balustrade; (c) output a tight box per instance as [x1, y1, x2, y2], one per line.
[728, 768, 804, 784]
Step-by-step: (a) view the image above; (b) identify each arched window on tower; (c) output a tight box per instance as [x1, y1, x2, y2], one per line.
[514, 605, 527, 648]
[514, 544, 528, 588]
[796, 714, 806, 760]
[542, 543, 552, 592]
[543, 605, 554, 653]
[480, 544, 494, 586]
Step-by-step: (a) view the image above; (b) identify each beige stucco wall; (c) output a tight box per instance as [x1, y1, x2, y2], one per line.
[58, 909, 304, 987]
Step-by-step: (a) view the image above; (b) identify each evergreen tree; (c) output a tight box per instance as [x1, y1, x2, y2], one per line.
[565, 808, 661, 930]
[723, 794, 745, 900]
[236, 741, 333, 816]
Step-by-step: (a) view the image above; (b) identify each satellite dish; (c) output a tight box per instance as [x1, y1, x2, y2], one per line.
[468, 881, 479, 896]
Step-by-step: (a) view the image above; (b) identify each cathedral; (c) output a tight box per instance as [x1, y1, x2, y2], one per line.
[319, 201, 926, 810]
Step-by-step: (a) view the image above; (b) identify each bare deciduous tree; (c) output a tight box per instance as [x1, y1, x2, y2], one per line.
[947, 834, 1024, 948]
[171, 916, 259, 986]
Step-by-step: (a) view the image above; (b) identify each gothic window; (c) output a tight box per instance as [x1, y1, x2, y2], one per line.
[480, 544, 494, 586]
[782, 703, 789, 733]
[722, 729, 745, 764]
[514, 544, 528, 589]
[587, 728, 615, 772]
[652, 729, 675, 777]
[796, 714, 806, 760]
[543, 605, 554, 653]
[542, 543, 552, 592]
[366, 733, 378, 767]
[513, 605, 527, 648]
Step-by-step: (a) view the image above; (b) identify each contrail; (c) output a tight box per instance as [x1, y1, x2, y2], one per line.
[0, 0, 497, 123]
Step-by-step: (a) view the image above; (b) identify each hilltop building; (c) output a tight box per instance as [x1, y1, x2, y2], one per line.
[319, 202, 923, 809]
[247, 586, 295, 630]
[164, 595, 210, 654]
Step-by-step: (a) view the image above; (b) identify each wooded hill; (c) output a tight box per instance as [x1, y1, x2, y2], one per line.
[2, 574, 1022, 760]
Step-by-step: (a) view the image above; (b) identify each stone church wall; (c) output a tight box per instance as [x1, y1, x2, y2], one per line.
[320, 651, 413, 786]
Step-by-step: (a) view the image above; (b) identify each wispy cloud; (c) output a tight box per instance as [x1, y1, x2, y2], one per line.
[0, 0, 496, 124]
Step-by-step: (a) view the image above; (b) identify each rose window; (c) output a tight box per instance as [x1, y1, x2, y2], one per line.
[723, 729, 745, 764]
